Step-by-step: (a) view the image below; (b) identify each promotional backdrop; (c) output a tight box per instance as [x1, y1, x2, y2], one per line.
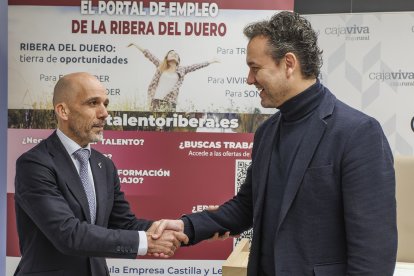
[0, 0, 8, 275]
[6, 1, 291, 275]
[309, 13, 414, 156]
[6, 1, 414, 275]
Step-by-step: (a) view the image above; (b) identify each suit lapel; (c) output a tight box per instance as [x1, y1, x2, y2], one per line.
[47, 132, 92, 223]
[90, 151, 108, 226]
[276, 90, 335, 232]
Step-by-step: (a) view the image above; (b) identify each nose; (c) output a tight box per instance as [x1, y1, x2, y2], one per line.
[246, 69, 256, 85]
[98, 103, 109, 120]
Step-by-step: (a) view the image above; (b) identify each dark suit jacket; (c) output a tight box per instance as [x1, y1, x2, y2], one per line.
[14, 131, 152, 276]
[184, 86, 397, 275]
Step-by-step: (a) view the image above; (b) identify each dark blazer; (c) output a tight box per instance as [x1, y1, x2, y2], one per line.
[14, 131, 152, 276]
[185, 86, 397, 275]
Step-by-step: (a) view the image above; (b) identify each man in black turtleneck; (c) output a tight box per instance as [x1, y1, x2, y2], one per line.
[152, 11, 397, 276]
[260, 80, 326, 275]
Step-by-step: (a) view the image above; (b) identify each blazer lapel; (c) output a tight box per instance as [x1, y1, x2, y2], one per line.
[47, 132, 92, 223]
[252, 113, 281, 226]
[90, 151, 108, 226]
[276, 90, 336, 233]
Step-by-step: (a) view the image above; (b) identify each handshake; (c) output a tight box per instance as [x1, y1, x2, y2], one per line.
[145, 219, 186, 258]
[145, 206, 231, 258]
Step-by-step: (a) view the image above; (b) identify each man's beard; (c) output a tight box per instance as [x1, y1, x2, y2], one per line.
[69, 123, 104, 145]
[93, 131, 104, 142]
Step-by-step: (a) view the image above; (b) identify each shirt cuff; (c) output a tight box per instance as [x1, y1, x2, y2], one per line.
[138, 231, 148, 255]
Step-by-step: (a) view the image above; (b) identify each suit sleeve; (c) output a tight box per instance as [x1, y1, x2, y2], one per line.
[15, 151, 144, 258]
[341, 117, 397, 275]
[106, 158, 153, 231]
[182, 121, 271, 244]
[183, 164, 254, 244]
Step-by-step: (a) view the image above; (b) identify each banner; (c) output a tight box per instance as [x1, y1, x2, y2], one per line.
[6, 1, 293, 275]
[9, 3, 413, 275]
[307, 13, 414, 155]
[0, 0, 8, 276]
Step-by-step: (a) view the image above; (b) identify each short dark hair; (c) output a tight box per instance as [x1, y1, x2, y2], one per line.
[243, 11, 323, 78]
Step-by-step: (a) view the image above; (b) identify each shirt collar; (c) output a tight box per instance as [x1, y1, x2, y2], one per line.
[56, 129, 91, 156]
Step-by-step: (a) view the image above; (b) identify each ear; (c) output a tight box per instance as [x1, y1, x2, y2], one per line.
[284, 52, 297, 77]
[55, 103, 69, 121]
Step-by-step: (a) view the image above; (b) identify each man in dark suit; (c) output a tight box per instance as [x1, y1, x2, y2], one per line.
[153, 11, 397, 275]
[14, 72, 188, 275]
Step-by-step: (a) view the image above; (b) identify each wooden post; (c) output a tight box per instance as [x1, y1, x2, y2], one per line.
[222, 239, 250, 276]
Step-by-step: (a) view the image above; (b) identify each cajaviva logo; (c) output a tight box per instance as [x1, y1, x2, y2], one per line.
[324, 24, 370, 36]
[369, 70, 414, 87]
[369, 70, 414, 81]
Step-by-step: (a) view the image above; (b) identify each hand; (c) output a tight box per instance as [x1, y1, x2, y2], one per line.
[148, 219, 187, 258]
[127, 43, 143, 51]
[151, 219, 184, 240]
[146, 230, 188, 258]
[148, 220, 186, 241]
[208, 231, 231, 241]
[147, 220, 161, 233]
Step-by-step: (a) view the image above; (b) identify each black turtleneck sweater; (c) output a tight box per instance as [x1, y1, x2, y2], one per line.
[260, 80, 325, 276]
